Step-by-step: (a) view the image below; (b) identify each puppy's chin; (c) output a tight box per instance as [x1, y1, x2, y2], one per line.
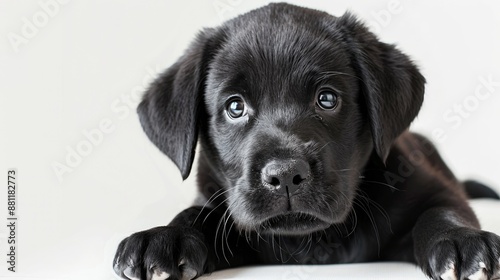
[228, 181, 357, 236]
[259, 212, 332, 235]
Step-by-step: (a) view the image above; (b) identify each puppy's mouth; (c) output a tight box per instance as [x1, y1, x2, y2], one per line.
[259, 212, 331, 235]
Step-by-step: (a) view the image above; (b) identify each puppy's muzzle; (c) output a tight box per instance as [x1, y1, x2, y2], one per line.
[261, 159, 310, 195]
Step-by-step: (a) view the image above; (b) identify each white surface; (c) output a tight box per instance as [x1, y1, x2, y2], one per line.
[0, 1, 499, 280]
[200, 263, 427, 280]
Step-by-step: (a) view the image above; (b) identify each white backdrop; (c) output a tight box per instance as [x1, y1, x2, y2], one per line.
[1, 1, 499, 279]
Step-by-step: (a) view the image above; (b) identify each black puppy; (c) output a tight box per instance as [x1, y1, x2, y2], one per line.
[114, 3, 500, 280]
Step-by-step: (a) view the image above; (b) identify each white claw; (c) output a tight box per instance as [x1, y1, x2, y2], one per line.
[467, 261, 491, 280]
[151, 270, 170, 280]
[467, 271, 487, 280]
[440, 263, 458, 280]
[123, 267, 140, 280]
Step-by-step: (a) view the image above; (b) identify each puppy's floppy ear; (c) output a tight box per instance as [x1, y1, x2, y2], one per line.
[337, 13, 426, 162]
[137, 29, 220, 179]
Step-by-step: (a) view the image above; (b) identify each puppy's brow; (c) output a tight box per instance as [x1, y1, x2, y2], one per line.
[315, 71, 352, 84]
[223, 72, 248, 90]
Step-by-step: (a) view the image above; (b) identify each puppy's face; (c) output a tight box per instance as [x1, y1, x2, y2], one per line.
[137, 3, 425, 236]
[203, 24, 372, 234]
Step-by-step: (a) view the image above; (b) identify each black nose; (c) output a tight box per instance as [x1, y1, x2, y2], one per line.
[261, 159, 310, 195]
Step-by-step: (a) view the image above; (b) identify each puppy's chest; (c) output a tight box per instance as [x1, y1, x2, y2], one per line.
[252, 233, 368, 264]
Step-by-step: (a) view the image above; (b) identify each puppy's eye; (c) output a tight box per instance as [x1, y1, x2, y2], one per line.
[226, 97, 246, 119]
[317, 90, 338, 110]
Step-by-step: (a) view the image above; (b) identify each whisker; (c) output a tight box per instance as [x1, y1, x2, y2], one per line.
[313, 141, 336, 153]
[362, 180, 401, 192]
[223, 208, 235, 258]
[202, 196, 229, 226]
[214, 210, 225, 262]
[338, 191, 357, 237]
[213, 195, 236, 264]
[354, 189, 383, 257]
[357, 189, 393, 234]
[192, 187, 232, 227]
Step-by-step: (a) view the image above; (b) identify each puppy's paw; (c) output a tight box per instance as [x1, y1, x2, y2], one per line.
[421, 228, 500, 280]
[113, 226, 211, 280]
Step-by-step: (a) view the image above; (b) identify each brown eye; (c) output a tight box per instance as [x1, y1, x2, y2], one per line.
[226, 97, 246, 119]
[317, 90, 338, 110]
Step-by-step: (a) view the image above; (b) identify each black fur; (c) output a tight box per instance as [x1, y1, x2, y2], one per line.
[114, 3, 500, 280]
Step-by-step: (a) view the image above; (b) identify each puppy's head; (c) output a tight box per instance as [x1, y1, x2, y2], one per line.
[138, 3, 425, 235]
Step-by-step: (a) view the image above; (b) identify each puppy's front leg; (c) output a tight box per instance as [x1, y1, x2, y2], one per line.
[113, 206, 250, 280]
[413, 207, 500, 280]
